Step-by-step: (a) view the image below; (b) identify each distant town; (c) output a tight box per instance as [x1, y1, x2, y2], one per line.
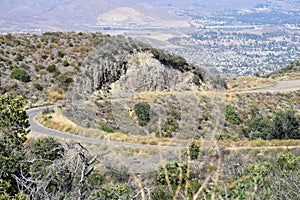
[167, 27, 300, 76]
[165, 5, 300, 76]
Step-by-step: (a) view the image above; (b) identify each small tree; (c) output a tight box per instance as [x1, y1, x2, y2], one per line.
[245, 115, 273, 140]
[134, 102, 151, 126]
[272, 109, 300, 139]
[31, 137, 64, 160]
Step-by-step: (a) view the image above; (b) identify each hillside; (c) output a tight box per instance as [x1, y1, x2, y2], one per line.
[1, 32, 299, 142]
[0, 32, 230, 141]
[0, 32, 224, 104]
[0, 31, 299, 199]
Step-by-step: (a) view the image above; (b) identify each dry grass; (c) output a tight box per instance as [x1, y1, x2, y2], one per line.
[217, 139, 300, 147]
[226, 76, 276, 92]
[46, 89, 68, 103]
[37, 107, 78, 133]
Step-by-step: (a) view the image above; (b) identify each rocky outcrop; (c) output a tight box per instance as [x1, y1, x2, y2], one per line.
[74, 34, 225, 99]
[110, 52, 198, 98]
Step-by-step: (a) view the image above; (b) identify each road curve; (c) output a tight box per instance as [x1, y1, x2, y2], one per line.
[28, 105, 184, 150]
[27, 80, 300, 150]
[27, 105, 300, 151]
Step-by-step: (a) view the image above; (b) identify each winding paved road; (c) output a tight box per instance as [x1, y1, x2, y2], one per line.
[27, 80, 300, 150]
[28, 106, 182, 150]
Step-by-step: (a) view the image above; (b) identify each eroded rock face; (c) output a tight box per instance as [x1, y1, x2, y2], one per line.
[75, 49, 208, 99]
[111, 52, 199, 98]
[75, 54, 128, 96]
[74, 35, 149, 98]
[73, 34, 229, 100]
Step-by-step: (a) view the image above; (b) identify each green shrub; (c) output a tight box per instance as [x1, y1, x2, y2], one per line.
[31, 137, 64, 160]
[150, 48, 189, 72]
[277, 151, 300, 171]
[41, 54, 48, 60]
[157, 162, 188, 187]
[11, 67, 30, 82]
[245, 115, 273, 140]
[134, 102, 151, 126]
[94, 39, 105, 46]
[97, 184, 128, 200]
[189, 142, 200, 160]
[46, 64, 57, 73]
[272, 109, 300, 139]
[245, 108, 300, 140]
[82, 119, 93, 128]
[162, 116, 179, 137]
[87, 169, 105, 186]
[62, 60, 69, 67]
[42, 108, 54, 115]
[107, 165, 129, 183]
[225, 104, 240, 124]
[15, 53, 24, 61]
[100, 123, 114, 133]
[57, 51, 65, 58]
[57, 74, 73, 88]
[151, 186, 172, 200]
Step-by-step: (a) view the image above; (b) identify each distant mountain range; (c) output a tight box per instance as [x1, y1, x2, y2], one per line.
[1, 0, 298, 33]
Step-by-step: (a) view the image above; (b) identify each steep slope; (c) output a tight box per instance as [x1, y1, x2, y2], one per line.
[67, 34, 227, 137]
[73, 34, 227, 99]
[0, 32, 98, 105]
[0, 32, 224, 103]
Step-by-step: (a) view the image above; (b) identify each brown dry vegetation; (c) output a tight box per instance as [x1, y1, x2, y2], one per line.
[225, 76, 276, 91]
[0, 32, 99, 105]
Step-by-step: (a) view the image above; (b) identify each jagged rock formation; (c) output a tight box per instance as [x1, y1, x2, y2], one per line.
[74, 35, 149, 97]
[74, 34, 226, 99]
